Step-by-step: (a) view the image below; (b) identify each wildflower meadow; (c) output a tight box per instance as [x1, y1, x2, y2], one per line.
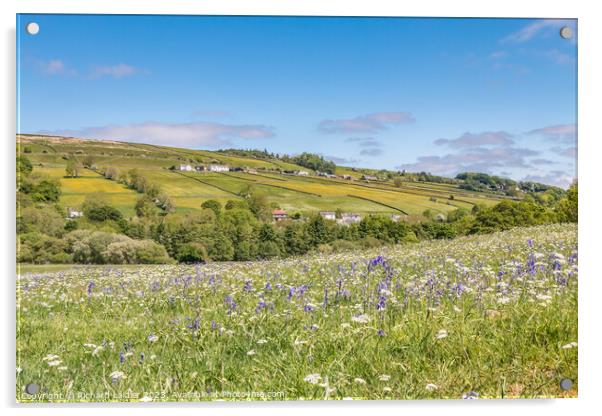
[16, 223, 577, 402]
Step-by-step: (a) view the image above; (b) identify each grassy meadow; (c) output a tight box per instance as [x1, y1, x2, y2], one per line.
[16, 223, 577, 402]
[18, 135, 502, 218]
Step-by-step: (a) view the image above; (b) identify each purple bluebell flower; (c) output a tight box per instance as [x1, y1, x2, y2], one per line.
[87, 281, 95, 297]
[256, 300, 267, 313]
[187, 317, 200, 331]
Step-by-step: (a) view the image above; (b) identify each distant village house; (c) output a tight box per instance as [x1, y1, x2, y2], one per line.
[209, 164, 230, 172]
[319, 211, 336, 221]
[337, 213, 362, 226]
[179, 164, 193, 171]
[272, 209, 288, 221]
[66, 208, 83, 219]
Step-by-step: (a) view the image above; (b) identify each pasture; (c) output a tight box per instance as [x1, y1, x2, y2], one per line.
[18, 135, 504, 218]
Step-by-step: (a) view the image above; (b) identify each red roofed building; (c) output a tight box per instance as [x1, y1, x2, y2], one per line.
[272, 209, 288, 221]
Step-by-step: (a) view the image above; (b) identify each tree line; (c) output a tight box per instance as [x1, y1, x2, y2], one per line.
[16, 154, 577, 265]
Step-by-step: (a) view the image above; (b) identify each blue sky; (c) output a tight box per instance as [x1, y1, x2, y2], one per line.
[17, 15, 577, 187]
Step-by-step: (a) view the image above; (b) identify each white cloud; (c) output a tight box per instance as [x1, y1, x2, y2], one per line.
[318, 112, 414, 134]
[322, 155, 360, 165]
[34, 59, 78, 76]
[396, 147, 539, 176]
[90, 63, 139, 79]
[435, 131, 514, 148]
[40, 121, 275, 148]
[500, 19, 574, 44]
[552, 146, 577, 158]
[522, 171, 575, 189]
[345, 137, 381, 147]
[528, 123, 576, 143]
[360, 148, 383, 157]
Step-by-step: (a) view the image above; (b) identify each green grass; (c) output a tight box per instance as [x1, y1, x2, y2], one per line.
[19, 135, 507, 219]
[16, 224, 577, 402]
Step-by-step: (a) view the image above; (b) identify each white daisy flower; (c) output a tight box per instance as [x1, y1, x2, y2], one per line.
[436, 329, 448, 339]
[110, 371, 126, 382]
[351, 314, 371, 324]
[304, 373, 322, 384]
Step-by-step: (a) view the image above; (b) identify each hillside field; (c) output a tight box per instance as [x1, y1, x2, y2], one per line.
[17, 135, 504, 219]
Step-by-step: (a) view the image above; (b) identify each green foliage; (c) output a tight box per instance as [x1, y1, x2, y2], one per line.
[28, 179, 61, 203]
[82, 155, 96, 168]
[83, 194, 124, 222]
[555, 181, 578, 223]
[201, 199, 222, 217]
[291, 152, 336, 174]
[135, 195, 161, 218]
[469, 200, 556, 234]
[177, 242, 209, 263]
[17, 205, 66, 237]
[66, 230, 171, 264]
[18, 232, 71, 264]
[65, 159, 81, 178]
[17, 155, 33, 175]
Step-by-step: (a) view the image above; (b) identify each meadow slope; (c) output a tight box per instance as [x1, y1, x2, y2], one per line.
[18, 134, 502, 218]
[17, 223, 577, 401]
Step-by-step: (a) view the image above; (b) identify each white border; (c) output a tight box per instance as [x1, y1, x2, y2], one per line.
[2, 1, 600, 415]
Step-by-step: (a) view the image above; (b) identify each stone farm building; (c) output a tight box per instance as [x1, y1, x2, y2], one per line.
[66, 207, 83, 219]
[209, 164, 230, 172]
[319, 211, 336, 221]
[272, 209, 288, 221]
[337, 213, 362, 226]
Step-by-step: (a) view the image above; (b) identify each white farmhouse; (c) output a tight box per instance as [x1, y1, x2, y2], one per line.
[179, 164, 193, 171]
[66, 208, 83, 219]
[296, 170, 309, 176]
[319, 211, 336, 221]
[337, 213, 362, 226]
[209, 164, 230, 172]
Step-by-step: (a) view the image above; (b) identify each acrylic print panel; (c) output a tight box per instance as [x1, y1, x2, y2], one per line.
[16, 14, 578, 402]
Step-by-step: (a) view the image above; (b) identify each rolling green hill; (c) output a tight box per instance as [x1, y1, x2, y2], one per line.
[18, 134, 505, 219]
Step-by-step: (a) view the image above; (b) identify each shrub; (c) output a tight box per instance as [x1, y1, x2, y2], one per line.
[177, 243, 208, 263]
[360, 236, 382, 248]
[331, 239, 359, 252]
[83, 195, 124, 222]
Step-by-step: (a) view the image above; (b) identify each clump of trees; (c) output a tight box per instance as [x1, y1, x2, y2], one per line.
[65, 230, 172, 264]
[288, 152, 336, 174]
